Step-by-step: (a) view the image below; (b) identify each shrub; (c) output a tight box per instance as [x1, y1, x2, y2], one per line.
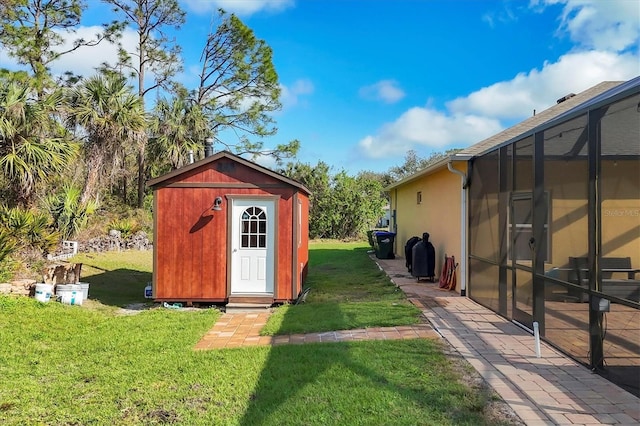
[107, 218, 140, 238]
[43, 185, 98, 240]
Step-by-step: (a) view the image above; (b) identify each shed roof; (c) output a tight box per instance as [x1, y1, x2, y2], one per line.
[147, 150, 311, 194]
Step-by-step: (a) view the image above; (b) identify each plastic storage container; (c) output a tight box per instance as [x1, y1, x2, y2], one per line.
[34, 283, 53, 303]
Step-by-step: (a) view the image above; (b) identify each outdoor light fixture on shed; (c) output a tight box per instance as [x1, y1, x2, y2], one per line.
[211, 196, 223, 211]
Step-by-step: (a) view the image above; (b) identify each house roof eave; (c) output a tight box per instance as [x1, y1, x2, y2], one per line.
[385, 155, 468, 191]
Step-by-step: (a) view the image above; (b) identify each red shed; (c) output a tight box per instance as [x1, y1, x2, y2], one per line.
[147, 151, 310, 307]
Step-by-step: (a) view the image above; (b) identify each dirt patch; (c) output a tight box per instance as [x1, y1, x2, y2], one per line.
[115, 303, 156, 315]
[115, 303, 205, 316]
[441, 342, 526, 425]
[145, 409, 180, 424]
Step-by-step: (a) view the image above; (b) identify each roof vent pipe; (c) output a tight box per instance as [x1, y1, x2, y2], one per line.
[188, 150, 194, 164]
[204, 138, 214, 157]
[556, 93, 575, 104]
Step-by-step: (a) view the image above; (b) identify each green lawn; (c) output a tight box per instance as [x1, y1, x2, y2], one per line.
[0, 241, 514, 425]
[262, 241, 421, 335]
[71, 250, 153, 308]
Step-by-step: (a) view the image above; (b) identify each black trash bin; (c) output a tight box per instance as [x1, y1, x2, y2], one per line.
[404, 236, 421, 272]
[374, 231, 396, 259]
[411, 232, 435, 281]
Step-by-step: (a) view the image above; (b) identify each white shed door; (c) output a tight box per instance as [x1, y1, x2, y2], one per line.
[231, 199, 275, 294]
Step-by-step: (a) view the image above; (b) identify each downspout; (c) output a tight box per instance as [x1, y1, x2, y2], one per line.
[447, 162, 468, 297]
[388, 188, 397, 255]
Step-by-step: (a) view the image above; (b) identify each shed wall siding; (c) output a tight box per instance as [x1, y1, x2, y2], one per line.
[155, 187, 228, 300]
[153, 157, 308, 302]
[156, 186, 299, 300]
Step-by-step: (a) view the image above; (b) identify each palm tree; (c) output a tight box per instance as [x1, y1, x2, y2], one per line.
[43, 184, 98, 240]
[66, 74, 146, 203]
[0, 81, 77, 206]
[148, 95, 208, 173]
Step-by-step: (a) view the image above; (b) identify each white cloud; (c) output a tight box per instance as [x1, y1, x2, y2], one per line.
[251, 152, 280, 169]
[359, 80, 406, 104]
[482, 3, 518, 28]
[447, 50, 639, 120]
[280, 78, 314, 109]
[357, 107, 503, 159]
[183, 0, 294, 16]
[0, 26, 140, 81]
[357, 45, 638, 159]
[535, 0, 640, 51]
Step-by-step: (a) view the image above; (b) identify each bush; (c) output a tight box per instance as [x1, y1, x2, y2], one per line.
[107, 218, 141, 238]
[0, 258, 17, 282]
[43, 185, 98, 240]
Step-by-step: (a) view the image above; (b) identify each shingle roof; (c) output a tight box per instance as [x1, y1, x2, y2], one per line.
[385, 79, 634, 192]
[456, 81, 623, 157]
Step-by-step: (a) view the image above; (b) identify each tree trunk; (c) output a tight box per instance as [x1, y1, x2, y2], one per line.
[122, 175, 128, 205]
[137, 150, 145, 208]
[81, 150, 105, 204]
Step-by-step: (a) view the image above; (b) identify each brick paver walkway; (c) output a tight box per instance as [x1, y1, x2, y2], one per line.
[194, 311, 439, 350]
[192, 254, 640, 425]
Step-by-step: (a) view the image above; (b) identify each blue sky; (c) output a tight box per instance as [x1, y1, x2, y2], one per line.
[2, 0, 639, 173]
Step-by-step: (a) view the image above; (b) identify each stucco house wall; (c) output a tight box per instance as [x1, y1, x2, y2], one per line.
[388, 161, 467, 290]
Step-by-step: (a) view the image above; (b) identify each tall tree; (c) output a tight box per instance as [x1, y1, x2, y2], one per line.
[387, 148, 463, 182]
[65, 73, 146, 203]
[281, 162, 385, 240]
[0, 81, 77, 205]
[0, 0, 119, 98]
[148, 94, 208, 172]
[193, 9, 299, 163]
[103, 0, 185, 207]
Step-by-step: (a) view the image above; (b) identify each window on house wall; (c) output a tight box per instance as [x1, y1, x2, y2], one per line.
[509, 192, 550, 262]
[417, 191, 422, 204]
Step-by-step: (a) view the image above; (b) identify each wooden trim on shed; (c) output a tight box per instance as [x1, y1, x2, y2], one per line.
[152, 193, 158, 299]
[147, 150, 311, 195]
[225, 195, 232, 298]
[161, 182, 296, 189]
[225, 194, 281, 299]
[292, 192, 300, 299]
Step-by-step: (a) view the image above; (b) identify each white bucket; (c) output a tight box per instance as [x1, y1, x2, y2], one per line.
[56, 284, 84, 306]
[78, 282, 90, 301]
[34, 283, 53, 303]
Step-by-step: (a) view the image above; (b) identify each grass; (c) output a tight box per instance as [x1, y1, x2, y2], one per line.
[70, 250, 152, 308]
[0, 241, 514, 425]
[262, 241, 422, 335]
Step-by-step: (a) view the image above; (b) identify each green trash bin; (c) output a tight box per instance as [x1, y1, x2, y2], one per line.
[374, 231, 396, 259]
[367, 230, 375, 248]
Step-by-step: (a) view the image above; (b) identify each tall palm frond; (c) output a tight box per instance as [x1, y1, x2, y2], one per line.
[0, 204, 59, 255]
[65, 74, 146, 202]
[0, 81, 78, 205]
[148, 96, 207, 171]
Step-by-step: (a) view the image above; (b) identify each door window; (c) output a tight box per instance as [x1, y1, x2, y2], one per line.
[241, 207, 267, 248]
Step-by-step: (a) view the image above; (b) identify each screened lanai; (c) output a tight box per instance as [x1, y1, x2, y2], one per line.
[467, 76, 640, 396]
